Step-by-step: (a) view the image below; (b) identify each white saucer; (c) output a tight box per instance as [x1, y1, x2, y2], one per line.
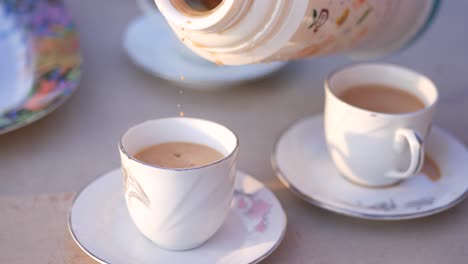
[272, 115, 468, 220]
[123, 14, 287, 91]
[69, 169, 286, 264]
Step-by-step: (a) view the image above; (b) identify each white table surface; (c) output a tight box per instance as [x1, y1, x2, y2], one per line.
[1, 1, 468, 263]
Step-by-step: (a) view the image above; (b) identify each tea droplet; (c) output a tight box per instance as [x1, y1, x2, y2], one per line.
[422, 155, 441, 182]
[214, 59, 224, 66]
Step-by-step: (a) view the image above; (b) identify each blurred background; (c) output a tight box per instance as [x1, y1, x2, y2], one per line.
[1, 1, 468, 263]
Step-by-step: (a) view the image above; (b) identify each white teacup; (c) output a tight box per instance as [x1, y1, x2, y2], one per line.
[324, 64, 438, 187]
[119, 117, 238, 250]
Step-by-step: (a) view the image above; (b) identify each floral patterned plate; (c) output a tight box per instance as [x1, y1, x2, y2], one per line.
[272, 114, 468, 220]
[68, 169, 287, 264]
[0, 0, 81, 134]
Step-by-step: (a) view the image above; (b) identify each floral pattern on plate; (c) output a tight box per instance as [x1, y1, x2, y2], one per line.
[0, 0, 81, 134]
[234, 190, 272, 234]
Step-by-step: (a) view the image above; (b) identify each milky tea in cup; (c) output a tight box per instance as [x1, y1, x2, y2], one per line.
[134, 141, 224, 169]
[324, 64, 438, 187]
[337, 84, 425, 114]
[119, 117, 238, 250]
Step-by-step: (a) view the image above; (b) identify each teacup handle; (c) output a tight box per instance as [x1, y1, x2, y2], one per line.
[137, 0, 159, 16]
[387, 128, 424, 179]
